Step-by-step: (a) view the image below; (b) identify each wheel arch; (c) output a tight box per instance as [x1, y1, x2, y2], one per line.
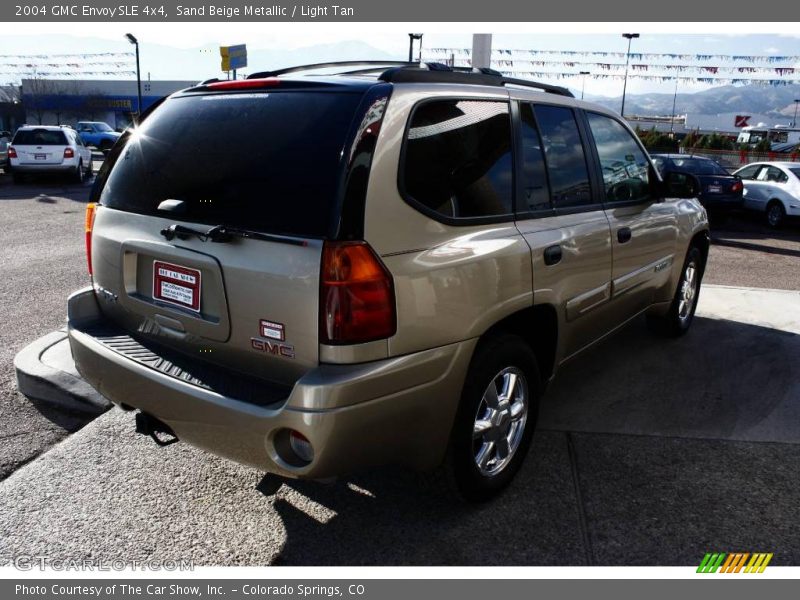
[478, 303, 559, 386]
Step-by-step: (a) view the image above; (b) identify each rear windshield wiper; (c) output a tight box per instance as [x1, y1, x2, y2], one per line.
[160, 223, 308, 247]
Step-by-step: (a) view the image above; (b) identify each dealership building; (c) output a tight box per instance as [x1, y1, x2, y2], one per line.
[19, 78, 197, 130]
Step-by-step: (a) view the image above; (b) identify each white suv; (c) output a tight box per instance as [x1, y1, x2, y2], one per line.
[8, 125, 93, 184]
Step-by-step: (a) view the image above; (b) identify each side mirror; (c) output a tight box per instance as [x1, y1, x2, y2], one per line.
[659, 170, 701, 199]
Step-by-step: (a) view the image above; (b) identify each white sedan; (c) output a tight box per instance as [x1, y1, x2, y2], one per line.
[733, 161, 800, 228]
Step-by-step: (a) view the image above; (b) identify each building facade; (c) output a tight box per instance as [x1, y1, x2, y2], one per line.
[19, 79, 197, 130]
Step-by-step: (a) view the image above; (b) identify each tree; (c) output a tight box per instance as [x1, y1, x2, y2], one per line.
[22, 70, 66, 125]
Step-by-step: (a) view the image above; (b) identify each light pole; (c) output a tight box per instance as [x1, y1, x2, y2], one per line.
[620, 33, 640, 117]
[408, 34, 423, 63]
[670, 78, 679, 136]
[125, 33, 142, 123]
[793, 99, 800, 128]
[579, 71, 590, 100]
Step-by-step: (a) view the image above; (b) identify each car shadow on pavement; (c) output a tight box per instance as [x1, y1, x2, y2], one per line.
[267, 315, 800, 565]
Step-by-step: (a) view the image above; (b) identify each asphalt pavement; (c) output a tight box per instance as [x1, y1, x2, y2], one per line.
[0, 286, 798, 566]
[0, 174, 95, 480]
[2, 178, 800, 565]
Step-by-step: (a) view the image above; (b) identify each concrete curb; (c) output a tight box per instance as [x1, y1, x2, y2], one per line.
[14, 328, 111, 415]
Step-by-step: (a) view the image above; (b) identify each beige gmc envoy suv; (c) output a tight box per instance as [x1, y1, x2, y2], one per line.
[67, 62, 708, 501]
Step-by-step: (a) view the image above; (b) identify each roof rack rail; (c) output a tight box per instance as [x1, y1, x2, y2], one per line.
[242, 60, 573, 98]
[247, 60, 416, 79]
[378, 63, 574, 97]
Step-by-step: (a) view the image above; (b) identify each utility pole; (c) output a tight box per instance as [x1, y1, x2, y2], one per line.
[620, 33, 640, 117]
[125, 33, 142, 122]
[471, 34, 492, 70]
[670, 78, 679, 135]
[793, 99, 800, 128]
[408, 34, 423, 63]
[580, 71, 590, 100]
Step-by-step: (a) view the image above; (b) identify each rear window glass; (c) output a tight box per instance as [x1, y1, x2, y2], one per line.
[671, 158, 728, 176]
[13, 129, 68, 146]
[100, 91, 364, 238]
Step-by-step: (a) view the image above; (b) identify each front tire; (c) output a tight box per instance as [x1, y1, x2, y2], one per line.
[647, 246, 703, 337]
[448, 334, 540, 502]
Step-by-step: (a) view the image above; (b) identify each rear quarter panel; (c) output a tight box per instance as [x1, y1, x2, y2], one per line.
[362, 85, 534, 357]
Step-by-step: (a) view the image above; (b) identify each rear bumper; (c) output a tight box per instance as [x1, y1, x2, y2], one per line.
[67, 287, 475, 479]
[698, 194, 744, 210]
[11, 163, 76, 173]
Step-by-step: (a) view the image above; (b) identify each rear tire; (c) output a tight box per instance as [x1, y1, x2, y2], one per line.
[766, 201, 785, 229]
[447, 334, 540, 502]
[647, 246, 703, 337]
[73, 160, 85, 184]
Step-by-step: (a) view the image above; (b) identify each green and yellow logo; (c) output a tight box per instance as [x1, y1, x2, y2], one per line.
[697, 552, 773, 573]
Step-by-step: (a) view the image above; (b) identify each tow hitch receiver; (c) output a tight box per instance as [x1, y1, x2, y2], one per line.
[135, 412, 179, 447]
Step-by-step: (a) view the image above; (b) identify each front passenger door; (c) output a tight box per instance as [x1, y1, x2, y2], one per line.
[584, 111, 679, 320]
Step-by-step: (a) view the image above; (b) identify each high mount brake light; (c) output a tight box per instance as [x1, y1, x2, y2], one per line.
[320, 241, 396, 345]
[85, 203, 97, 276]
[205, 78, 280, 90]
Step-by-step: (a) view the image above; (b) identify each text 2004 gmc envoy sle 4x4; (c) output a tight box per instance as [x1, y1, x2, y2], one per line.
[67, 62, 708, 501]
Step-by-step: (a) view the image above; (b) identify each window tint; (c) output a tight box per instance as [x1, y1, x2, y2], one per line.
[100, 91, 364, 238]
[403, 99, 513, 219]
[533, 105, 592, 208]
[586, 112, 650, 204]
[736, 164, 762, 180]
[13, 129, 68, 146]
[519, 103, 551, 211]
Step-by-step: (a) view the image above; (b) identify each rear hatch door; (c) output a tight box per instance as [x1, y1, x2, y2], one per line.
[92, 86, 368, 386]
[12, 128, 68, 164]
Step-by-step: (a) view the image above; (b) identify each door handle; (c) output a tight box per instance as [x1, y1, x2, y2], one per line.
[617, 227, 632, 244]
[543, 244, 562, 266]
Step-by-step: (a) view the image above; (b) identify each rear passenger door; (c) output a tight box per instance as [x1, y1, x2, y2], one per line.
[513, 101, 613, 361]
[583, 111, 679, 318]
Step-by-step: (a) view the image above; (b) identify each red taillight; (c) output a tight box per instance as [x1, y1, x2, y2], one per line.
[7, 147, 16, 158]
[64, 147, 75, 158]
[320, 241, 396, 345]
[85, 203, 97, 276]
[731, 180, 743, 193]
[205, 78, 280, 90]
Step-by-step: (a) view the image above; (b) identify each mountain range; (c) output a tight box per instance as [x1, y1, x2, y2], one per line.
[584, 84, 800, 121]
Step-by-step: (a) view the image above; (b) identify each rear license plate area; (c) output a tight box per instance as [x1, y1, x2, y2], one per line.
[707, 185, 722, 193]
[152, 260, 201, 312]
[34, 153, 46, 160]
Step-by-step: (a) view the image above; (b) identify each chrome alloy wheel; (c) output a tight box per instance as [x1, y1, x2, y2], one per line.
[472, 366, 529, 477]
[677, 260, 698, 323]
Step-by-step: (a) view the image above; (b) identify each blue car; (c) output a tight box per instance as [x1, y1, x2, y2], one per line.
[651, 154, 744, 217]
[76, 121, 122, 151]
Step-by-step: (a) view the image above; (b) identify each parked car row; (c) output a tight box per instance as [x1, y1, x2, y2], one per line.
[651, 153, 800, 228]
